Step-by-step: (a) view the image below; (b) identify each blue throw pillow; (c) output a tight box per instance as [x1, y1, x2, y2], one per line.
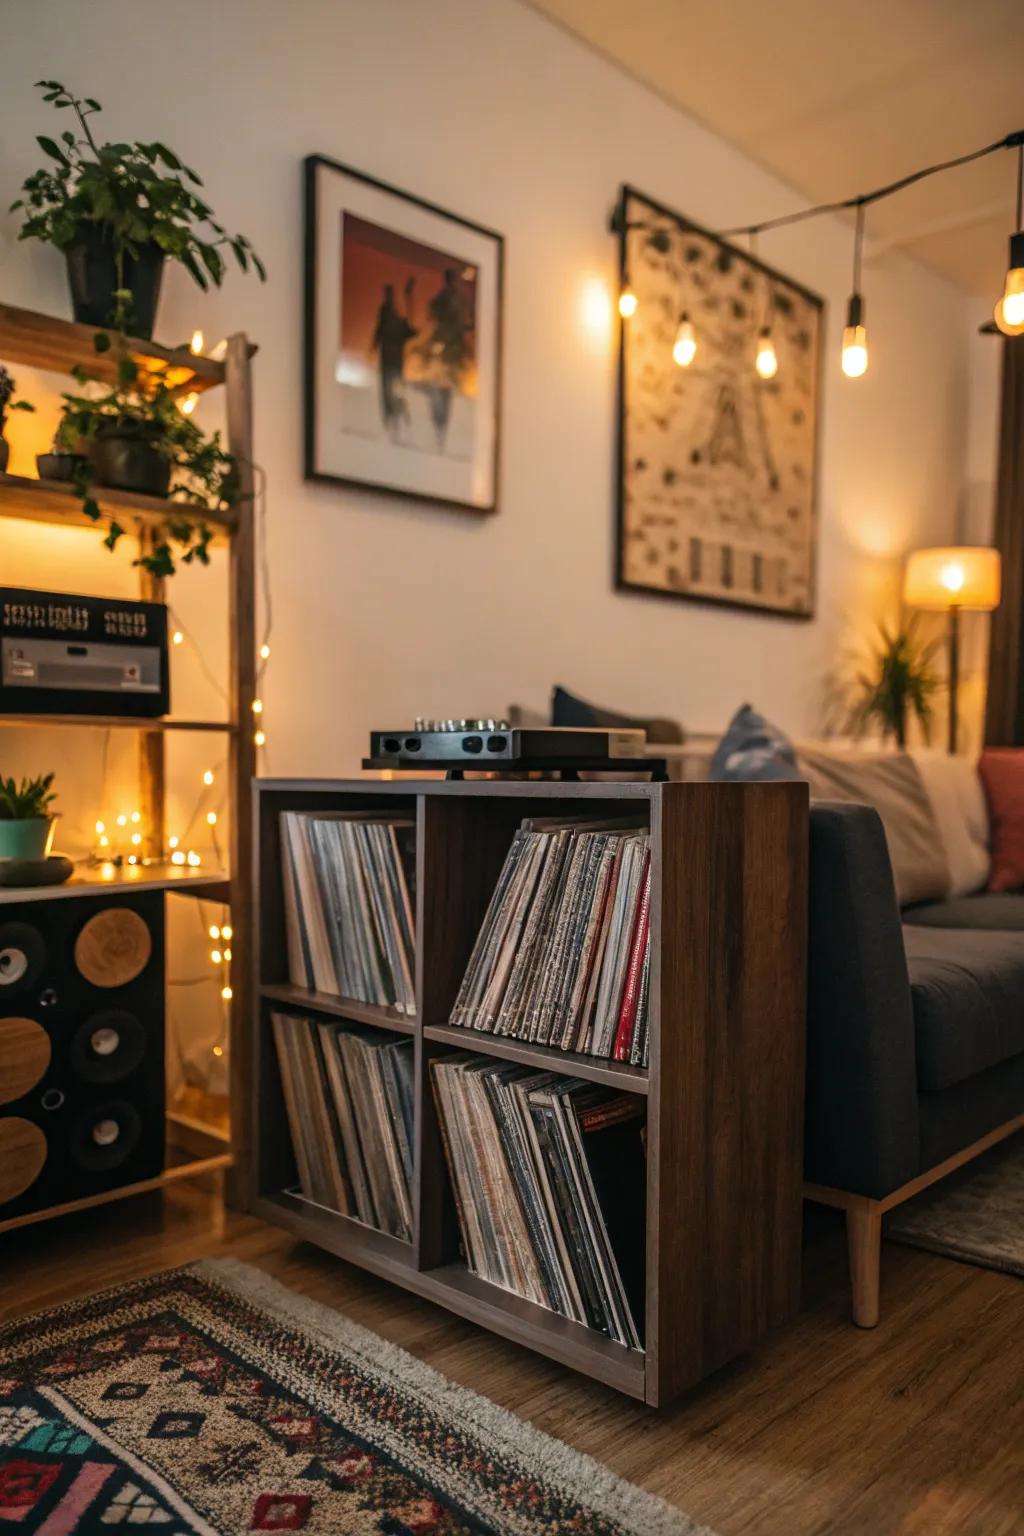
[711, 704, 799, 781]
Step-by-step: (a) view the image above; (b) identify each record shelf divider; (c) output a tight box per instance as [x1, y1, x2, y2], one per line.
[251, 776, 808, 1406]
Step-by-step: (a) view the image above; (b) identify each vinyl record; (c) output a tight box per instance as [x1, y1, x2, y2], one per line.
[74, 907, 152, 988]
[0, 922, 46, 996]
[0, 1016, 51, 1104]
[70, 1101, 142, 1172]
[0, 1116, 48, 1204]
[70, 1010, 146, 1084]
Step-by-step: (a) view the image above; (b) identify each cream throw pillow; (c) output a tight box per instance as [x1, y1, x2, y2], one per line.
[908, 749, 990, 897]
[796, 746, 951, 906]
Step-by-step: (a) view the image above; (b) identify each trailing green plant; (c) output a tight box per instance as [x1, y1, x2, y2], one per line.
[59, 336, 238, 577]
[0, 772, 57, 821]
[0, 364, 35, 424]
[853, 617, 940, 748]
[10, 80, 265, 326]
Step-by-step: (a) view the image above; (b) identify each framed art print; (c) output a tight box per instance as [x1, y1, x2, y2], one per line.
[304, 154, 503, 513]
[616, 186, 823, 618]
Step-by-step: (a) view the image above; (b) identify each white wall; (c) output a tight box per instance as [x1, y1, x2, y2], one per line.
[1, 0, 975, 777]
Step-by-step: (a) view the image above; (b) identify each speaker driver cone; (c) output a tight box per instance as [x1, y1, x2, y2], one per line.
[74, 908, 152, 989]
[70, 1010, 146, 1084]
[70, 1101, 142, 1172]
[0, 1116, 48, 1204]
[0, 923, 46, 996]
[0, 1016, 51, 1104]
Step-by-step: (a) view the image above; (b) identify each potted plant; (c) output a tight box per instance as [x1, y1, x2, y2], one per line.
[0, 773, 58, 861]
[854, 619, 940, 748]
[58, 342, 238, 576]
[10, 81, 265, 338]
[36, 419, 87, 483]
[0, 365, 35, 473]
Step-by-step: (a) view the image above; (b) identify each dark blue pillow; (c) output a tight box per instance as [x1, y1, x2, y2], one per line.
[711, 704, 799, 781]
[551, 685, 684, 746]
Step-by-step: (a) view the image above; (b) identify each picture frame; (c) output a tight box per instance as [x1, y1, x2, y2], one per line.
[615, 185, 824, 619]
[304, 154, 504, 514]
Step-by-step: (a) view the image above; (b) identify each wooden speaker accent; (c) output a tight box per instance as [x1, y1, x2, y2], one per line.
[0, 1116, 47, 1204]
[74, 907, 152, 989]
[0, 1017, 51, 1105]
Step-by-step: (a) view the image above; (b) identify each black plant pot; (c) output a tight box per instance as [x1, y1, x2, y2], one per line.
[65, 224, 165, 339]
[36, 451, 87, 483]
[91, 427, 171, 498]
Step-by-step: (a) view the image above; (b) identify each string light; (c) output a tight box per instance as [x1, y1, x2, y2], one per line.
[99, 834, 110, 848]
[672, 314, 697, 367]
[172, 630, 183, 646]
[259, 643, 271, 660]
[130, 832, 142, 846]
[179, 392, 199, 416]
[841, 204, 869, 379]
[95, 819, 105, 835]
[190, 329, 204, 354]
[211, 949, 222, 965]
[221, 985, 233, 1001]
[171, 850, 186, 865]
[130, 810, 141, 824]
[251, 698, 263, 715]
[755, 327, 779, 380]
[618, 281, 637, 319]
[223, 947, 232, 961]
[995, 141, 1024, 335]
[168, 835, 179, 849]
[254, 729, 266, 748]
[206, 810, 217, 825]
[202, 769, 214, 785]
[222, 924, 233, 940]
[209, 925, 221, 940]
[116, 814, 127, 827]
[187, 850, 202, 867]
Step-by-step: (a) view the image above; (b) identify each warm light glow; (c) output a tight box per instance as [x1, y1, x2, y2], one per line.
[259, 643, 271, 660]
[179, 392, 199, 416]
[130, 810, 141, 824]
[206, 811, 217, 826]
[254, 729, 266, 747]
[95, 819, 105, 835]
[221, 924, 233, 940]
[202, 769, 214, 785]
[841, 324, 868, 378]
[672, 316, 697, 368]
[209, 925, 221, 940]
[618, 285, 637, 319]
[130, 832, 142, 846]
[172, 630, 184, 646]
[99, 834, 110, 848]
[187, 850, 202, 867]
[755, 329, 778, 380]
[171, 850, 186, 865]
[251, 698, 263, 714]
[221, 985, 233, 1001]
[190, 329, 204, 355]
[168, 835, 179, 849]
[212, 1044, 224, 1058]
[116, 814, 127, 827]
[224, 947, 232, 961]
[903, 547, 1002, 611]
[128, 854, 138, 865]
[211, 949, 222, 965]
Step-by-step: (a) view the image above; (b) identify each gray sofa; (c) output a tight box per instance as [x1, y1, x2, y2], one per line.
[806, 801, 1024, 1325]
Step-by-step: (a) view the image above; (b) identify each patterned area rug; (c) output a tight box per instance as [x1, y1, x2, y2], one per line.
[887, 1132, 1024, 1277]
[0, 1258, 709, 1535]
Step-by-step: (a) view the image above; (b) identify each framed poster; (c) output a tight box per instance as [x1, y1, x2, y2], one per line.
[616, 186, 823, 618]
[304, 154, 503, 513]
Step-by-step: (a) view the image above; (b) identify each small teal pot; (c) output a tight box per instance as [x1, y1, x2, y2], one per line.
[0, 818, 56, 861]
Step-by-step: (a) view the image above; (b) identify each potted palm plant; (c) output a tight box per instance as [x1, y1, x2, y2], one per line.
[10, 81, 265, 338]
[0, 365, 35, 473]
[854, 619, 940, 748]
[0, 773, 58, 861]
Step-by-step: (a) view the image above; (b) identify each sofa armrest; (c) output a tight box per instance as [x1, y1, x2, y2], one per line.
[806, 802, 920, 1198]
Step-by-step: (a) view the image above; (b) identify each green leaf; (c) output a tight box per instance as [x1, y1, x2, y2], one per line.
[82, 497, 101, 521]
[36, 135, 69, 165]
[92, 331, 112, 354]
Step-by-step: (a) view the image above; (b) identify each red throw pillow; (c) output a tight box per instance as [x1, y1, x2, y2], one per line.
[979, 749, 1024, 892]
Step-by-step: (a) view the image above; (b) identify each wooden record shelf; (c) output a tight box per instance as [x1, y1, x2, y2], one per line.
[0, 298, 257, 1234]
[251, 777, 808, 1406]
[259, 982, 417, 1034]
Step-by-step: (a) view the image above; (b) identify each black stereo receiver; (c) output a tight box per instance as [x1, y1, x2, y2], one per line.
[0, 587, 169, 718]
[365, 721, 656, 775]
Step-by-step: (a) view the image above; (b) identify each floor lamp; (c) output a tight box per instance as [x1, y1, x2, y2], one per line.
[903, 547, 1001, 754]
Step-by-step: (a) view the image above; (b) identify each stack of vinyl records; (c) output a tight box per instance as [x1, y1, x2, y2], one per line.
[280, 810, 416, 1015]
[432, 1053, 645, 1349]
[271, 1012, 414, 1240]
[449, 817, 651, 1063]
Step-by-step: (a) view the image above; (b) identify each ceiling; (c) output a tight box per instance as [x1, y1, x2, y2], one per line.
[528, 0, 1024, 298]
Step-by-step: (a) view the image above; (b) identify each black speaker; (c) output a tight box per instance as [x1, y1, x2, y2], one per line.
[0, 891, 165, 1221]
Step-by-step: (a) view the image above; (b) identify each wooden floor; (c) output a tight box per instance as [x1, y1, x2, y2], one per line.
[2, 1182, 1022, 1536]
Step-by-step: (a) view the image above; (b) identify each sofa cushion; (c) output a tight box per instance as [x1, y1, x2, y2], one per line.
[551, 684, 684, 745]
[904, 926, 1024, 1091]
[798, 747, 950, 907]
[909, 748, 990, 896]
[903, 893, 1024, 930]
[979, 749, 1024, 892]
[711, 704, 799, 781]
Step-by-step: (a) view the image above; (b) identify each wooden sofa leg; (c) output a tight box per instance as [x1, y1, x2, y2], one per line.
[846, 1204, 882, 1328]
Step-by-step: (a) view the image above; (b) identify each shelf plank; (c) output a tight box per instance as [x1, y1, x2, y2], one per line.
[0, 472, 236, 534]
[422, 1022, 650, 1093]
[260, 982, 417, 1034]
[0, 301, 246, 395]
[0, 712, 234, 732]
[252, 1193, 645, 1398]
[0, 860, 228, 906]
[0, 1148, 232, 1235]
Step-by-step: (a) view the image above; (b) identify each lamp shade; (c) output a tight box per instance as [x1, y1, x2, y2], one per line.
[903, 547, 1001, 611]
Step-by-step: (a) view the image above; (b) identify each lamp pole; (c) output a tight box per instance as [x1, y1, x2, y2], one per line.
[948, 604, 960, 755]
